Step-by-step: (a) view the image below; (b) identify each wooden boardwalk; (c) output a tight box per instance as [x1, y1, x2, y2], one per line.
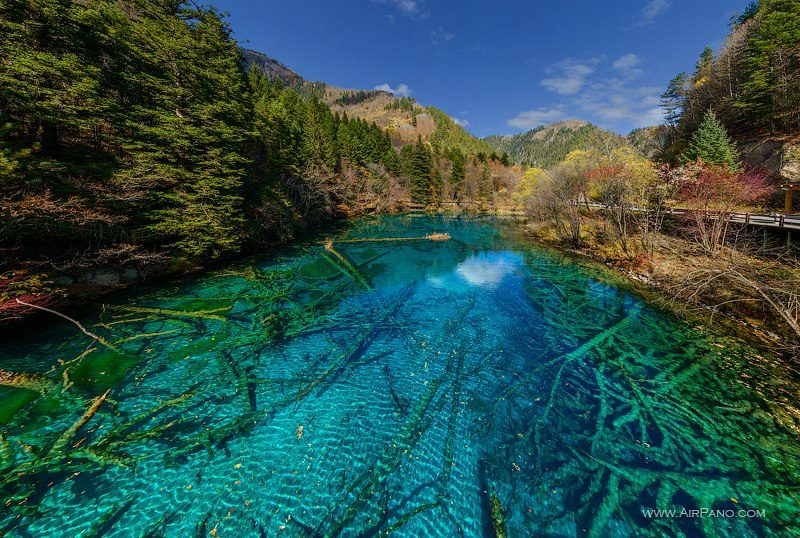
[657, 207, 800, 231]
[710, 210, 800, 231]
[395, 200, 800, 231]
[583, 203, 800, 232]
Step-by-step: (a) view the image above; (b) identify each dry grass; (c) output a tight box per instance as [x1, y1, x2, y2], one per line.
[525, 215, 800, 353]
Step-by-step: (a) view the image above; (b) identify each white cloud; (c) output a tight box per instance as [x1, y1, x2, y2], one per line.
[431, 26, 455, 45]
[506, 106, 566, 129]
[380, 0, 417, 14]
[396, 0, 418, 13]
[638, 107, 666, 125]
[374, 83, 412, 97]
[612, 54, 644, 77]
[624, 0, 672, 28]
[540, 59, 599, 95]
[371, 0, 427, 19]
[453, 117, 470, 127]
[578, 78, 664, 127]
[642, 0, 671, 21]
[510, 54, 664, 131]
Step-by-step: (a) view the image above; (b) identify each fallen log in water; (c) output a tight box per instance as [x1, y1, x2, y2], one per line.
[99, 389, 198, 447]
[0, 369, 63, 396]
[495, 305, 642, 412]
[322, 240, 373, 290]
[328, 233, 451, 244]
[293, 285, 414, 402]
[110, 305, 230, 321]
[489, 491, 508, 538]
[319, 366, 451, 537]
[317, 302, 478, 537]
[0, 382, 203, 515]
[0, 434, 13, 469]
[87, 495, 139, 537]
[46, 389, 110, 457]
[164, 410, 272, 464]
[532, 306, 641, 474]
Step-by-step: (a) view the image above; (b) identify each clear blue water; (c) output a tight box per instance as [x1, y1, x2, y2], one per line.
[1, 215, 799, 537]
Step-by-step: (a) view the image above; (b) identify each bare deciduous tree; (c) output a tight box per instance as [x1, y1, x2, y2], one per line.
[525, 152, 592, 246]
[672, 162, 771, 256]
[666, 243, 800, 349]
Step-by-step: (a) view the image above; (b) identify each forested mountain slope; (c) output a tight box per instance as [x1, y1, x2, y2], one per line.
[485, 120, 631, 168]
[241, 49, 497, 156]
[0, 0, 518, 319]
[627, 126, 669, 159]
[660, 0, 799, 177]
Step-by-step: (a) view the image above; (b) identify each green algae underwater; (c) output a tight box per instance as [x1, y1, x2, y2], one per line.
[0, 215, 798, 537]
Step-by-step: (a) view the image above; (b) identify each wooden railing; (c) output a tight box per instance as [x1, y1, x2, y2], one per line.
[394, 200, 800, 230]
[583, 202, 800, 231]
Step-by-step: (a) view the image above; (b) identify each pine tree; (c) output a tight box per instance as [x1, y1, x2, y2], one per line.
[0, 114, 27, 181]
[661, 72, 689, 128]
[256, 85, 304, 179]
[695, 47, 715, 80]
[731, 2, 759, 26]
[737, 0, 800, 131]
[431, 165, 443, 204]
[142, 5, 253, 260]
[1, 0, 476, 281]
[336, 114, 354, 164]
[302, 99, 337, 171]
[448, 147, 466, 187]
[381, 145, 401, 175]
[403, 137, 433, 204]
[681, 110, 740, 169]
[0, 0, 254, 261]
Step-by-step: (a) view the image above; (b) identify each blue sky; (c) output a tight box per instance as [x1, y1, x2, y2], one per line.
[211, 0, 747, 136]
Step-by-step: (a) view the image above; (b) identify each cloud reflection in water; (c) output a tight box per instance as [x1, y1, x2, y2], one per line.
[455, 251, 523, 288]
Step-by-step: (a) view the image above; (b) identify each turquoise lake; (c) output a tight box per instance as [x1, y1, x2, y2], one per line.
[0, 215, 799, 537]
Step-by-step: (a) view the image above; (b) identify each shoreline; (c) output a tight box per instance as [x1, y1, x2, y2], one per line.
[515, 227, 799, 360]
[4, 210, 796, 362]
[1, 207, 523, 330]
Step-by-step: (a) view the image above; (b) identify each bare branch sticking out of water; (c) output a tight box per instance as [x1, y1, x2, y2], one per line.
[14, 298, 116, 350]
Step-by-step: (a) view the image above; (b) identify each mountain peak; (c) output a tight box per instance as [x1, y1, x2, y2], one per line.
[485, 120, 630, 168]
[241, 49, 305, 87]
[545, 119, 590, 130]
